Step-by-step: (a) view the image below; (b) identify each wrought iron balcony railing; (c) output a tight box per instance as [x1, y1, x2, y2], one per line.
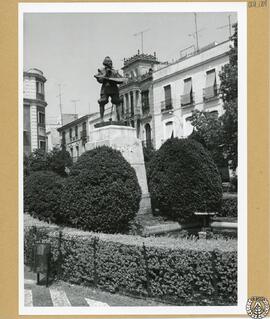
[203, 85, 219, 101]
[161, 99, 173, 112]
[181, 93, 195, 107]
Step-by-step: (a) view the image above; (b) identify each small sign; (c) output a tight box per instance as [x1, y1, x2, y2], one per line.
[34, 243, 51, 274]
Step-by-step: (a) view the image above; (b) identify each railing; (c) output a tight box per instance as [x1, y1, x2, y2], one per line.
[36, 92, 45, 101]
[161, 99, 173, 112]
[38, 126, 46, 137]
[181, 93, 194, 107]
[80, 130, 88, 144]
[142, 101, 150, 114]
[203, 85, 219, 101]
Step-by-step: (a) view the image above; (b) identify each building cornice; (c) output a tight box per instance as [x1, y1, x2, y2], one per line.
[23, 98, 47, 107]
[24, 71, 47, 83]
[57, 114, 91, 132]
[152, 52, 229, 85]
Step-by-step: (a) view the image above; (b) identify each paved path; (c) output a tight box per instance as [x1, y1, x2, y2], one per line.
[24, 286, 109, 307]
[24, 266, 166, 307]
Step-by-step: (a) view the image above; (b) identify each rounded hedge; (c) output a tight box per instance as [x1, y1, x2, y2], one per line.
[148, 138, 222, 224]
[24, 171, 65, 223]
[59, 146, 141, 233]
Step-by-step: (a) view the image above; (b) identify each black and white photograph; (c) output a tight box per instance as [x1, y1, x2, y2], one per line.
[20, 2, 247, 316]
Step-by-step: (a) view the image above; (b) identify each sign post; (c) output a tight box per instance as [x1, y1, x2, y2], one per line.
[33, 243, 51, 287]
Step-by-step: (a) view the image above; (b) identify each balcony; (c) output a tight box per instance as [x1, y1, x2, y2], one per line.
[203, 85, 219, 102]
[38, 126, 46, 137]
[181, 93, 194, 108]
[161, 99, 174, 113]
[80, 130, 88, 144]
[36, 92, 45, 101]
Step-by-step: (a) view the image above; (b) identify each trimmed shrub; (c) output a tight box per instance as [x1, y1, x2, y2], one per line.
[148, 138, 223, 223]
[59, 146, 141, 233]
[219, 194, 237, 218]
[24, 224, 237, 305]
[24, 171, 65, 223]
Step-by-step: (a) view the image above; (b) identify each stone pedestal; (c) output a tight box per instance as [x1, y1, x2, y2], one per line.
[85, 125, 151, 214]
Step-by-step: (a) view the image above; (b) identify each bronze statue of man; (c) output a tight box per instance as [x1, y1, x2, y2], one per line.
[94, 56, 124, 121]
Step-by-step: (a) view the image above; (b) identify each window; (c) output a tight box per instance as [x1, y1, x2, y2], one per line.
[36, 82, 44, 100]
[165, 121, 174, 140]
[130, 92, 134, 116]
[164, 85, 172, 108]
[69, 128, 73, 139]
[181, 78, 193, 106]
[75, 125, 78, 139]
[39, 140, 46, 151]
[36, 82, 44, 94]
[38, 112, 45, 124]
[204, 69, 217, 100]
[141, 90, 150, 114]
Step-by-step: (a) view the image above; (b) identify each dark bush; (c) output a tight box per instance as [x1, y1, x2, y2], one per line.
[24, 171, 65, 223]
[47, 148, 73, 177]
[24, 225, 237, 305]
[148, 138, 223, 223]
[60, 146, 141, 233]
[219, 194, 237, 218]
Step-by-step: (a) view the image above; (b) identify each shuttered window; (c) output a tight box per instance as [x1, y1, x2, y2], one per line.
[164, 85, 172, 108]
[204, 69, 217, 99]
[181, 78, 193, 106]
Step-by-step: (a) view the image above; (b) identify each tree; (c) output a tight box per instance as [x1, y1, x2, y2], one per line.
[189, 24, 238, 172]
[60, 146, 141, 233]
[24, 148, 73, 177]
[148, 138, 222, 224]
[47, 148, 73, 177]
[219, 23, 238, 170]
[24, 149, 49, 174]
[24, 171, 65, 223]
[188, 110, 229, 181]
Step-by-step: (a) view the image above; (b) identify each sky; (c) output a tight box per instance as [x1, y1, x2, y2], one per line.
[24, 12, 237, 126]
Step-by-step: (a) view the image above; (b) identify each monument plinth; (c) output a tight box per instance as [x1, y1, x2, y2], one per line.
[85, 125, 151, 214]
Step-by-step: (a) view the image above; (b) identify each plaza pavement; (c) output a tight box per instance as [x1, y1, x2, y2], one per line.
[24, 266, 166, 307]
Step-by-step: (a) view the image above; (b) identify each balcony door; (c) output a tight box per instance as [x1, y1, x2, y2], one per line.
[164, 85, 172, 108]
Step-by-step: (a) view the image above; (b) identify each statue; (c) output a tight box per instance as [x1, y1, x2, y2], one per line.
[94, 56, 125, 122]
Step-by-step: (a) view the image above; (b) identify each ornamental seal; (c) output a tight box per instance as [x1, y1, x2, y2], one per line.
[246, 296, 270, 319]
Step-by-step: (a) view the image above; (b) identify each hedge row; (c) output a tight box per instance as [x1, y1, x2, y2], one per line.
[24, 225, 237, 306]
[219, 194, 237, 218]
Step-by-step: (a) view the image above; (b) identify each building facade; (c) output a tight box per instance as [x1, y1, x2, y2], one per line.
[119, 51, 160, 147]
[57, 114, 91, 162]
[152, 40, 231, 149]
[23, 68, 47, 155]
[58, 40, 232, 163]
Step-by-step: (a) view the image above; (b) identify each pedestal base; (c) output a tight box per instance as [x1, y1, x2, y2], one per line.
[85, 125, 151, 214]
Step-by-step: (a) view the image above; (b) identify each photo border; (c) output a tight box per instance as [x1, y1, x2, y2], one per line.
[18, 2, 247, 316]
